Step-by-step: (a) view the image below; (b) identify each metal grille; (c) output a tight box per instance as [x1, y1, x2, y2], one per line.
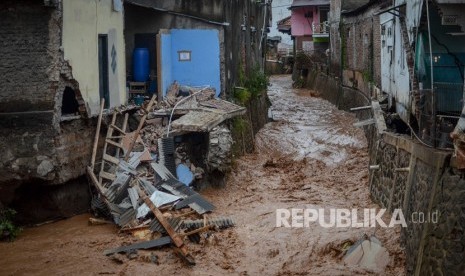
[417, 84, 462, 148]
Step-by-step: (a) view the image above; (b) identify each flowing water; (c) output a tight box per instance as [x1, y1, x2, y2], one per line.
[0, 75, 405, 275]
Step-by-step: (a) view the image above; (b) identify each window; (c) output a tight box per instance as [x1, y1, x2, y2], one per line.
[178, 51, 191, 61]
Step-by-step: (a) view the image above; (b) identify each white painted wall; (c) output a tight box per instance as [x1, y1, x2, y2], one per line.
[380, 6, 409, 121]
[62, 0, 126, 116]
[270, 0, 293, 44]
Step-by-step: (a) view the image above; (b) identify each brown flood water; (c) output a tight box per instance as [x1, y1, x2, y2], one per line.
[0, 75, 405, 275]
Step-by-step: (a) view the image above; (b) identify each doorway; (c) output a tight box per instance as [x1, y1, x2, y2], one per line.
[98, 34, 110, 108]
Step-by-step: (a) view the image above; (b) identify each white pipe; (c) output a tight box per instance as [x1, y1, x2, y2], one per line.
[259, 1, 268, 51]
[166, 86, 210, 137]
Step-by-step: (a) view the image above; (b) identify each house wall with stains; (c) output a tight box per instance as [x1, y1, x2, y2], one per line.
[62, 0, 126, 115]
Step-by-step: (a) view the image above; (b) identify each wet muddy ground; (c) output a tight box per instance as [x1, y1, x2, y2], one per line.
[0, 75, 405, 275]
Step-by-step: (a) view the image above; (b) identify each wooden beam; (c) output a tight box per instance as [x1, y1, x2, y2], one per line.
[90, 99, 105, 170]
[350, 105, 371, 111]
[353, 118, 375, 127]
[372, 101, 387, 134]
[124, 94, 157, 161]
[133, 183, 195, 265]
[86, 166, 107, 195]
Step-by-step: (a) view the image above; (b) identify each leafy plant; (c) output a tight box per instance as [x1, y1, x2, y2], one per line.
[232, 117, 247, 134]
[234, 64, 268, 104]
[0, 208, 21, 241]
[234, 87, 251, 105]
[244, 67, 268, 98]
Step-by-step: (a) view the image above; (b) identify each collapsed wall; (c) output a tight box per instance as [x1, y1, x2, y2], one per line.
[0, 1, 92, 223]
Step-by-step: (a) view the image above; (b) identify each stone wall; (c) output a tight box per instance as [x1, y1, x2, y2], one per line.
[0, 1, 95, 222]
[306, 65, 465, 274]
[368, 131, 465, 275]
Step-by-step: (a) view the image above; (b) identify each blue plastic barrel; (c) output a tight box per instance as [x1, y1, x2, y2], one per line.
[133, 48, 150, 82]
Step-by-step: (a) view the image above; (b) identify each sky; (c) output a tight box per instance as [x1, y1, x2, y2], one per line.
[269, 0, 293, 45]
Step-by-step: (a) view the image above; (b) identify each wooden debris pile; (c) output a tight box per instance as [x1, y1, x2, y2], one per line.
[86, 97, 234, 265]
[156, 81, 217, 109]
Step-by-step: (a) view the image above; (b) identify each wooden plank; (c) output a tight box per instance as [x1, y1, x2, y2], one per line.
[353, 118, 375, 127]
[134, 183, 195, 265]
[105, 139, 124, 149]
[99, 113, 117, 184]
[110, 124, 125, 134]
[180, 225, 213, 237]
[90, 99, 105, 170]
[350, 105, 371, 111]
[103, 153, 120, 165]
[372, 101, 387, 134]
[115, 113, 129, 158]
[86, 166, 107, 195]
[100, 171, 116, 181]
[124, 94, 157, 161]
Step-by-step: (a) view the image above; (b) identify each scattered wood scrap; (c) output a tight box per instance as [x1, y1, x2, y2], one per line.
[86, 92, 239, 265]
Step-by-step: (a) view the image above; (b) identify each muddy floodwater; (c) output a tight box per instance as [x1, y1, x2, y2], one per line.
[0, 75, 405, 275]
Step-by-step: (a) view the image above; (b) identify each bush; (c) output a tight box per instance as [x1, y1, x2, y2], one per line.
[0, 208, 21, 241]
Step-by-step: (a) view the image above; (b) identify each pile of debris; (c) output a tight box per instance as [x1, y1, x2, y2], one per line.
[86, 94, 238, 265]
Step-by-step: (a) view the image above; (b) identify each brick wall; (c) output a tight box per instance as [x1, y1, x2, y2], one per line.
[0, 0, 57, 112]
[329, 3, 383, 97]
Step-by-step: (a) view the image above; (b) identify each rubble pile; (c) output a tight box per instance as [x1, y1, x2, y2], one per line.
[156, 81, 217, 110]
[85, 81, 247, 264]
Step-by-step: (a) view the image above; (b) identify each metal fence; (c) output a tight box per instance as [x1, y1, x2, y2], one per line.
[417, 82, 464, 148]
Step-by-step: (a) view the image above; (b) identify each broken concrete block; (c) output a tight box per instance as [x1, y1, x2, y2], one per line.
[344, 236, 390, 272]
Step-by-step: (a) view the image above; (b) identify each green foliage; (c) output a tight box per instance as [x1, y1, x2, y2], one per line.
[362, 70, 373, 83]
[234, 64, 268, 104]
[232, 117, 247, 134]
[0, 208, 21, 241]
[244, 67, 268, 98]
[234, 87, 251, 105]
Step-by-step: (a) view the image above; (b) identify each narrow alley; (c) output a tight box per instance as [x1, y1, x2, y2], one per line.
[0, 75, 405, 275]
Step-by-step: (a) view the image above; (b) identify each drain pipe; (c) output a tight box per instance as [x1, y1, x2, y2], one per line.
[426, 0, 436, 147]
[166, 86, 210, 137]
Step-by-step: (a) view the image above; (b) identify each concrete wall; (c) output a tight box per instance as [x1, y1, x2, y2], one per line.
[380, 10, 410, 120]
[291, 7, 316, 36]
[160, 31, 172, 98]
[124, 0, 270, 99]
[160, 29, 221, 96]
[62, 0, 126, 116]
[124, 4, 225, 96]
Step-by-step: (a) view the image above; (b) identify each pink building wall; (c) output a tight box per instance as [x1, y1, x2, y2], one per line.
[291, 7, 317, 36]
